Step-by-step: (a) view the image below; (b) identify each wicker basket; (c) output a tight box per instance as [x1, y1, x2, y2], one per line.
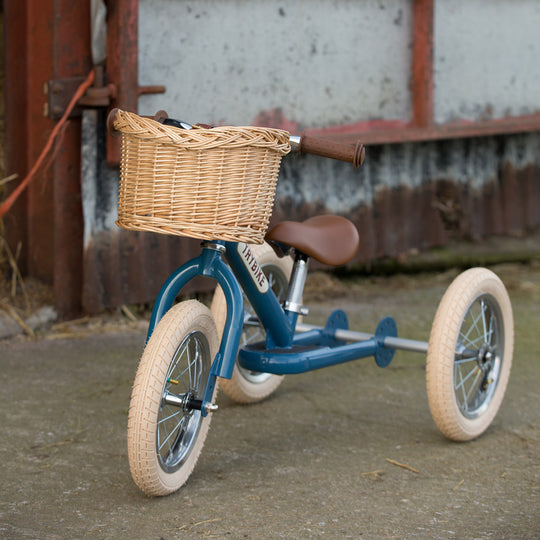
[113, 109, 291, 244]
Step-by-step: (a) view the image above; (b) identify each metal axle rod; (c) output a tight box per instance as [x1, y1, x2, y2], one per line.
[162, 392, 219, 413]
[296, 323, 429, 354]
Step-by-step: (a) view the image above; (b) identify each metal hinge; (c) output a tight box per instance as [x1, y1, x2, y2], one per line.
[44, 66, 165, 120]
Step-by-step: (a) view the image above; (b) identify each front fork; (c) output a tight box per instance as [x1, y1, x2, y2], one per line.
[147, 241, 297, 416]
[147, 242, 245, 415]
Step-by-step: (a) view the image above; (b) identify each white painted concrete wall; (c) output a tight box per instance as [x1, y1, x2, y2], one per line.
[139, 0, 540, 128]
[138, 0, 413, 127]
[434, 0, 540, 123]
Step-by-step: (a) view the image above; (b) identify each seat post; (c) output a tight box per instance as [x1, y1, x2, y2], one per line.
[284, 252, 309, 315]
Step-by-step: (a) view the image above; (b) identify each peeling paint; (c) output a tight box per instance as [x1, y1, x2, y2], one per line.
[81, 127, 540, 312]
[82, 229, 214, 313]
[271, 131, 540, 264]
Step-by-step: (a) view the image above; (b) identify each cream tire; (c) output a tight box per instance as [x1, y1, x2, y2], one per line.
[211, 242, 293, 403]
[127, 300, 219, 496]
[426, 268, 513, 441]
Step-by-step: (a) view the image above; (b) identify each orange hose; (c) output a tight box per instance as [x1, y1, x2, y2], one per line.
[0, 69, 96, 218]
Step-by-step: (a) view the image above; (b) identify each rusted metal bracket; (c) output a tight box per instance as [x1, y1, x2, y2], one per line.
[45, 66, 165, 126]
[45, 67, 113, 118]
[45, 64, 165, 167]
[45, 76, 86, 119]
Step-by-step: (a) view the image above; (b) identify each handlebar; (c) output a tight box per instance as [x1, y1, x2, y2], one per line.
[107, 108, 365, 169]
[290, 133, 365, 169]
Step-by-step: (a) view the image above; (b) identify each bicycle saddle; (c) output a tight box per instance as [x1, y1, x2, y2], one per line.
[265, 215, 359, 266]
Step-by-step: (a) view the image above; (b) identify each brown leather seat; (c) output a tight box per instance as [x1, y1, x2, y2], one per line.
[265, 215, 359, 266]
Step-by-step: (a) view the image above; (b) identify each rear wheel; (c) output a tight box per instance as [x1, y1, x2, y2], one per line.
[426, 268, 513, 441]
[211, 242, 293, 403]
[127, 300, 219, 496]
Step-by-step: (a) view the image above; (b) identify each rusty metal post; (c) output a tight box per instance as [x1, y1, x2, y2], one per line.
[4, 0, 55, 281]
[3, 1, 30, 273]
[106, 0, 140, 166]
[4, 0, 91, 318]
[51, 0, 92, 318]
[412, 0, 434, 128]
[104, 0, 165, 166]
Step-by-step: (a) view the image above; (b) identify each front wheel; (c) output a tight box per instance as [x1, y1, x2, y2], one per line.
[426, 268, 513, 441]
[127, 300, 219, 496]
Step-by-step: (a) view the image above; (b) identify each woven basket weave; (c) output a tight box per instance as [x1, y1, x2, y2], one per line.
[113, 109, 290, 244]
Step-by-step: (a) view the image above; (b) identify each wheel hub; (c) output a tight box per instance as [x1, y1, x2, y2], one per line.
[477, 344, 494, 371]
[476, 344, 495, 390]
[162, 390, 218, 413]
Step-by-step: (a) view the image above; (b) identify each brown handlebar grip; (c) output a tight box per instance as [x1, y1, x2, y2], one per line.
[107, 108, 121, 136]
[107, 108, 170, 137]
[298, 133, 365, 169]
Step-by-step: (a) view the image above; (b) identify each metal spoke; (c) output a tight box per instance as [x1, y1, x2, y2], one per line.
[171, 343, 191, 393]
[458, 305, 489, 357]
[158, 413, 188, 453]
[194, 339, 202, 389]
[158, 405, 185, 425]
[455, 362, 481, 394]
[455, 364, 468, 411]
[481, 299, 488, 342]
[185, 342, 194, 388]
[242, 328, 264, 347]
[268, 271, 285, 299]
[463, 368, 483, 406]
[459, 332, 484, 351]
[455, 366, 481, 412]
[455, 356, 480, 366]
[461, 304, 484, 346]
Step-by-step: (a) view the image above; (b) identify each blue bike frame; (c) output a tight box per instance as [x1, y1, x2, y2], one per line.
[146, 240, 398, 415]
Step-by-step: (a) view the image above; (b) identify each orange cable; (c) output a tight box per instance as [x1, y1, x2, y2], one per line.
[0, 69, 96, 218]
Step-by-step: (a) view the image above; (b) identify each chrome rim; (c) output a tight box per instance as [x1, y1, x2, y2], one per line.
[454, 294, 504, 419]
[157, 331, 210, 473]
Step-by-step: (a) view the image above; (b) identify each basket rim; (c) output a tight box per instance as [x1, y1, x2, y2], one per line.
[113, 109, 291, 153]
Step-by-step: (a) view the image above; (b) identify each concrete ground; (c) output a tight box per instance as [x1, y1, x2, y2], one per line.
[1, 262, 539, 539]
